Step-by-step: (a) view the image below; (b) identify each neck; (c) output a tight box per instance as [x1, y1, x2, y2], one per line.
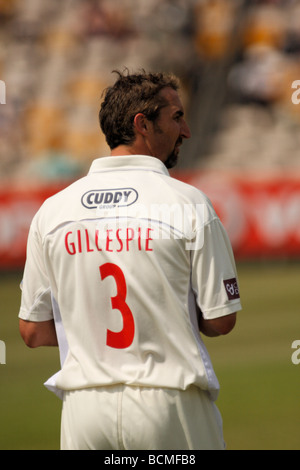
[110, 145, 138, 157]
[110, 136, 154, 158]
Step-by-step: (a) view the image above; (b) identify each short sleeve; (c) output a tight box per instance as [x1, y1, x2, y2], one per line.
[19, 215, 53, 322]
[191, 216, 242, 320]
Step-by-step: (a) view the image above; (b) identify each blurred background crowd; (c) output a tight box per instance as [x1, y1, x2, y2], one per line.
[0, 0, 300, 183]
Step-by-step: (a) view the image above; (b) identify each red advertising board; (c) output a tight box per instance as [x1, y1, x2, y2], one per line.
[173, 170, 300, 260]
[0, 171, 300, 269]
[0, 183, 67, 269]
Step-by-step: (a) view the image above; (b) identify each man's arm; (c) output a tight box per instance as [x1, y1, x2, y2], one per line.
[198, 312, 237, 337]
[19, 319, 58, 348]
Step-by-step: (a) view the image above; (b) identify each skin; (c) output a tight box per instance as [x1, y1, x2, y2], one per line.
[19, 319, 58, 348]
[111, 87, 191, 168]
[19, 86, 236, 347]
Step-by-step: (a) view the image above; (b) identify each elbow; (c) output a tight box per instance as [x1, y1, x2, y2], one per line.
[20, 332, 39, 348]
[19, 321, 39, 348]
[199, 313, 237, 337]
[217, 313, 237, 335]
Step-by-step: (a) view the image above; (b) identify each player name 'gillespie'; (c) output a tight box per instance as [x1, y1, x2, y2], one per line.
[64, 226, 153, 255]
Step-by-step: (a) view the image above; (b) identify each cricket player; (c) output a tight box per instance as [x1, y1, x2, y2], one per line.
[19, 70, 242, 450]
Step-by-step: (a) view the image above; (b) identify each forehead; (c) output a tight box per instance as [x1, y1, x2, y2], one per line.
[159, 87, 183, 113]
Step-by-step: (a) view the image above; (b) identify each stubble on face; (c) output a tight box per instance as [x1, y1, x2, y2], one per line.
[152, 120, 183, 169]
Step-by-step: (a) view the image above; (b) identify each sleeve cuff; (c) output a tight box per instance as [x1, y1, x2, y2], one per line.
[202, 300, 242, 320]
[18, 307, 54, 322]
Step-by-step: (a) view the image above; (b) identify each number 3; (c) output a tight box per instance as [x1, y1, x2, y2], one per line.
[99, 263, 135, 349]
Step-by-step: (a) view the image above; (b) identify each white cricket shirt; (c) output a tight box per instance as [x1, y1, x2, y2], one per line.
[19, 155, 242, 400]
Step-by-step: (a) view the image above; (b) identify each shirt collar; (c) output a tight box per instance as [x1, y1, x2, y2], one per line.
[88, 155, 170, 176]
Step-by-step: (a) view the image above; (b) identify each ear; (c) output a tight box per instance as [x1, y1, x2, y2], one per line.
[134, 113, 148, 136]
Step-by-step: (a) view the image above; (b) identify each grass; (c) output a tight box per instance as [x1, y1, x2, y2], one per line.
[205, 261, 300, 450]
[0, 272, 61, 450]
[0, 262, 299, 449]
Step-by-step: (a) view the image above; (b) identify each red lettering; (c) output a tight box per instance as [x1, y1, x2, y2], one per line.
[64, 226, 154, 255]
[100, 263, 135, 349]
[65, 231, 76, 255]
[85, 229, 94, 252]
[95, 230, 102, 251]
[116, 228, 123, 252]
[106, 229, 113, 252]
[77, 230, 82, 253]
[126, 228, 134, 251]
[145, 228, 153, 251]
[137, 226, 142, 251]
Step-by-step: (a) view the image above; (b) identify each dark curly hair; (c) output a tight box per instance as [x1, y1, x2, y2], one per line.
[99, 69, 180, 150]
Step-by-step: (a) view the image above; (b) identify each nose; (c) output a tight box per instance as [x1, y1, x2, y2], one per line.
[181, 119, 191, 139]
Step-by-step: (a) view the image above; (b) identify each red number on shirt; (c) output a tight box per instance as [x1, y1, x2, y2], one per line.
[99, 263, 135, 349]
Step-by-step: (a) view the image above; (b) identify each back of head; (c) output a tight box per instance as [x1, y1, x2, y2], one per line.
[99, 69, 179, 150]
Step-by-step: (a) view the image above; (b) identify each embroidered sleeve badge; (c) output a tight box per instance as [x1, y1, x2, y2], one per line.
[223, 278, 240, 300]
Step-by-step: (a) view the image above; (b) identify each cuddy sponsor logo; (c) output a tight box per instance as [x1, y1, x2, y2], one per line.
[81, 188, 138, 209]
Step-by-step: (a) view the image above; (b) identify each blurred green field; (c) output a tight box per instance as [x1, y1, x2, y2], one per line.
[0, 262, 299, 450]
